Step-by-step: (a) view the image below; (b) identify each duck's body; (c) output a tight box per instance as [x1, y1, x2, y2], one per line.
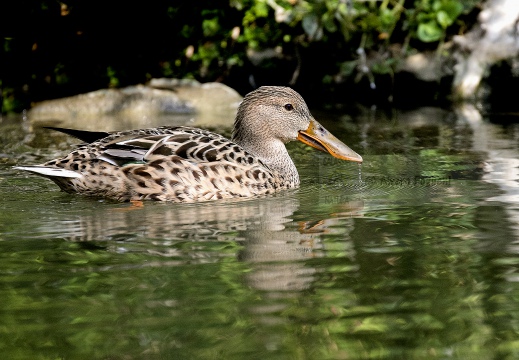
[24, 126, 294, 202]
[15, 86, 362, 202]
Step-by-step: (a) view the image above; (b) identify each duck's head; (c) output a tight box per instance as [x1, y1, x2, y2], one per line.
[232, 86, 363, 163]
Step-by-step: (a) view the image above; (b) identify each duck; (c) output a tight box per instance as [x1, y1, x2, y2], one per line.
[15, 86, 362, 202]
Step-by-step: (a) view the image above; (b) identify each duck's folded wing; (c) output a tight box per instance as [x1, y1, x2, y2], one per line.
[99, 127, 242, 166]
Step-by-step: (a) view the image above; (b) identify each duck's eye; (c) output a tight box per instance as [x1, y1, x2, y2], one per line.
[284, 104, 294, 111]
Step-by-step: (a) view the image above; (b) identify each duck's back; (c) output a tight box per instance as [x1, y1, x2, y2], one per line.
[34, 126, 292, 202]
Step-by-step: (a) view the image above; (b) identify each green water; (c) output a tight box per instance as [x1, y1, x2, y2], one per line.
[1, 106, 519, 359]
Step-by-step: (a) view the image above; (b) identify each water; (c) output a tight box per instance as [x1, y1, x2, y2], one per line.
[1, 105, 519, 359]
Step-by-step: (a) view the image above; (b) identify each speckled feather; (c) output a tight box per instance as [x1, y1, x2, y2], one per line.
[38, 126, 292, 202]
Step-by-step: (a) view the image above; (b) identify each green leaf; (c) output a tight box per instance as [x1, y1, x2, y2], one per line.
[434, 0, 463, 19]
[380, 8, 396, 27]
[416, 12, 433, 23]
[202, 18, 220, 37]
[443, 1, 463, 19]
[417, 20, 443, 42]
[433, 0, 443, 12]
[436, 10, 452, 28]
[322, 12, 337, 33]
[252, 1, 269, 18]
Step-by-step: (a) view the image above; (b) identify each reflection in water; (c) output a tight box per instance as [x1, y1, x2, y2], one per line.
[29, 192, 362, 297]
[35, 197, 303, 243]
[457, 103, 519, 231]
[240, 201, 363, 327]
[4, 105, 519, 358]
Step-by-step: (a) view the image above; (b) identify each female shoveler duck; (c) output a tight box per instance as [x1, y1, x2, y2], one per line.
[15, 86, 362, 202]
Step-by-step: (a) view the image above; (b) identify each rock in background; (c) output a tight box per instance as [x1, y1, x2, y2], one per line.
[452, 0, 519, 100]
[28, 79, 242, 131]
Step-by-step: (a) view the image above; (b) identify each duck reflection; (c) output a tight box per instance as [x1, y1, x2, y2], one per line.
[239, 201, 362, 296]
[35, 193, 363, 294]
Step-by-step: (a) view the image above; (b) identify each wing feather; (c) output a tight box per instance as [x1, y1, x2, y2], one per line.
[87, 126, 267, 169]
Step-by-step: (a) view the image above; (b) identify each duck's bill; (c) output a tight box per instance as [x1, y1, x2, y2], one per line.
[297, 118, 363, 163]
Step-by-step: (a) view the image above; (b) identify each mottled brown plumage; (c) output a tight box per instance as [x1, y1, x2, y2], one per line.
[15, 86, 362, 202]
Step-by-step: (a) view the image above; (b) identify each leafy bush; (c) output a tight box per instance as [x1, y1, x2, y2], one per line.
[1, 0, 481, 113]
[235, 0, 479, 86]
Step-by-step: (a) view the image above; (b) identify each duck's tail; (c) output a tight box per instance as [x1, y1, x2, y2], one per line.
[14, 166, 82, 179]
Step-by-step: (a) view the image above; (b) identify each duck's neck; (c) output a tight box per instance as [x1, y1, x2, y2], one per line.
[233, 135, 300, 186]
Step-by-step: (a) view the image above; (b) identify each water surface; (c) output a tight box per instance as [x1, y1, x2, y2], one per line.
[1, 105, 519, 359]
